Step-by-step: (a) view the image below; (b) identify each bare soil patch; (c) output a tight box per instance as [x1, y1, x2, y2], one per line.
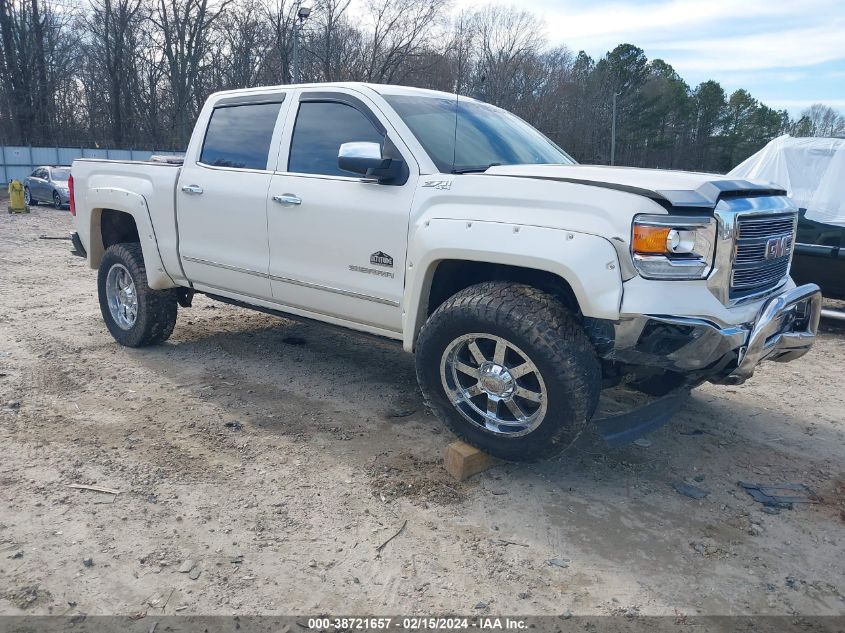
[1, 207, 843, 616]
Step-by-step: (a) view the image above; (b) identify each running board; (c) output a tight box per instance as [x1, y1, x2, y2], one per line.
[821, 308, 845, 321]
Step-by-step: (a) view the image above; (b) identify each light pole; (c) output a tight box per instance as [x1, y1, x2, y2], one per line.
[292, 4, 311, 84]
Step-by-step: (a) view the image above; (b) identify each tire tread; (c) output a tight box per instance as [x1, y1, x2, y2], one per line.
[415, 282, 601, 461]
[97, 243, 177, 347]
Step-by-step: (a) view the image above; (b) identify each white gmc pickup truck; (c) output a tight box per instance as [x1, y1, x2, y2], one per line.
[70, 82, 822, 460]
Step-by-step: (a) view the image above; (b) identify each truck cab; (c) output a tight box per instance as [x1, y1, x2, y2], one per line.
[69, 82, 822, 460]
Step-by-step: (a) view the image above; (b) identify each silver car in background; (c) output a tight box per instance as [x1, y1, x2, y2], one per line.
[24, 166, 71, 209]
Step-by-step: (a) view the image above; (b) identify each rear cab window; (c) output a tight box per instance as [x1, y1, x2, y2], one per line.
[200, 101, 283, 170]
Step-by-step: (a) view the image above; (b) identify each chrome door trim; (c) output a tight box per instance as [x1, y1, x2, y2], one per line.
[182, 256, 399, 307]
[196, 162, 274, 175]
[270, 274, 400, 307]
[195, 281, 402, 334]
[182, 255, 268, 279]
[271, 170, 377, 184]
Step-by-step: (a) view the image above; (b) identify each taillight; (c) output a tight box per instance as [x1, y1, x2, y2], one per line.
[68, 174, 76, 216]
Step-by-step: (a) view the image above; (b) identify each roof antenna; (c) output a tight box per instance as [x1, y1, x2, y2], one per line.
[450, 79, 460, 174]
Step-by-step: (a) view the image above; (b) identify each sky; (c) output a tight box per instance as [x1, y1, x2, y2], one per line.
[456, 0, 845, 117]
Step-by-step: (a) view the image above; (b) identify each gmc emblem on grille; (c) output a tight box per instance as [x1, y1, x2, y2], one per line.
[764, 236, 791, 260]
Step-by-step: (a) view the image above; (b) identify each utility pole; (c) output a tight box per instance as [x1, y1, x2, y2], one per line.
[610, 92, 618, 166]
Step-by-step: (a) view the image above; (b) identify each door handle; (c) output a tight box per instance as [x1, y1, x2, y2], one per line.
[273, 194, 302, 206]
[181, 184, 204, 195]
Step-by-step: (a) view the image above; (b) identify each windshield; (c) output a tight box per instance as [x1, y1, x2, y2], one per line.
[52, 168, 70, 181]
[383, 94, 575, 173]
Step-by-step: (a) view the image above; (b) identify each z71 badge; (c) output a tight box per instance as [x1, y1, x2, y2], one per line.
[422, 179, 452, 190]
[370, 251, 393, 267]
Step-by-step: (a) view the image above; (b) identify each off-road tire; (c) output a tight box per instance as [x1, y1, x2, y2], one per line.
[98, 243, 178, 347]
[415, 282, 601, 461]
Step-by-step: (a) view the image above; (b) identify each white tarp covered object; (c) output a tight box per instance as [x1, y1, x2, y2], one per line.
[728, 135, 845, 227]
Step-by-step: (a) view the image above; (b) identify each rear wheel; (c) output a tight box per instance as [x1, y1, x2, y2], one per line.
[53, 191, 62, 209]
[415, 282, 601, 461]
[24, 187, 36, 205]
[97, 243, 178, 347]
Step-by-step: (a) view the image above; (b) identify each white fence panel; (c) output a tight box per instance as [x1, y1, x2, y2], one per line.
[4, 165, 33, 182]
[81, 148, 109, 159]
[58, 148, 84, 165]
[107, 149, 133, 160]
[31, 147, 59, 164]
[3, 146, 30, 164]
[2, 145, 184, 184]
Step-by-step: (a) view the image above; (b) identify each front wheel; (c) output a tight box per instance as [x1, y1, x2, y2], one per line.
[97, 243, 178, 347]
[415, 282, 601, 461]
[24, 187, 36, 205]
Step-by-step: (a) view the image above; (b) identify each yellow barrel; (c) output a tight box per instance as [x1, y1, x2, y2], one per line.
[8, 179, 29, 213]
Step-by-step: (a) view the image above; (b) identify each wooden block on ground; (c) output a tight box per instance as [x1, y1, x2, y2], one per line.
[444, 440, 497, 481]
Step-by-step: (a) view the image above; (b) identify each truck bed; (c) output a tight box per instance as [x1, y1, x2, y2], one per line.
[71, 158, 186, 287]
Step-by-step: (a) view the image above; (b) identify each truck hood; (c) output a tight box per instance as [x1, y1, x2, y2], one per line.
[484, 164, 785, 210]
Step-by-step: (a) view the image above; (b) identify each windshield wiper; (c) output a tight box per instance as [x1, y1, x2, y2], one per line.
[450, 163, 500, 174]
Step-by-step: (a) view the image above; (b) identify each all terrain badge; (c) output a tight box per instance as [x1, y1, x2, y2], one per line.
[370, 251, 393, 268]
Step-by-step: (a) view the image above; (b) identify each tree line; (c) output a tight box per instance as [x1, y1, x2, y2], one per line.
[2, 0, 844, 173]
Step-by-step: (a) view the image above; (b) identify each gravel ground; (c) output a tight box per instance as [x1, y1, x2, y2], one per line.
[1, 205, 844, 617]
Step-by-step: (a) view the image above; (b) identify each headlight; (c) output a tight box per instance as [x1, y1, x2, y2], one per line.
[631, 215, 716, 280]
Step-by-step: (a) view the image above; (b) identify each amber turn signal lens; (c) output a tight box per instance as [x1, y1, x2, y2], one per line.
[632, 225, 671, 254]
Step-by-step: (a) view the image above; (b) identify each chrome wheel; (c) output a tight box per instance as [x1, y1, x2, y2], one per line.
[440, 333, 548, 436]
[105, 264, 138, 330]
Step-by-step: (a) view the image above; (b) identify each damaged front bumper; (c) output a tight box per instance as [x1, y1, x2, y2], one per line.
[729, 283, 822, 381]
[590, 283, 822, 385]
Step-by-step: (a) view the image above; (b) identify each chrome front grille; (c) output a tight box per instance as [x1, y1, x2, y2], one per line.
[732, 258, 791, 289]
[731, 212, 796, 296]
[737, 216, 795, 239]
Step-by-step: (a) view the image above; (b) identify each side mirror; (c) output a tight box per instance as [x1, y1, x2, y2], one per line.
[338, 142, 405, 184]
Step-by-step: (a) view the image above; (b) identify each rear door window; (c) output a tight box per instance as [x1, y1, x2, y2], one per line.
[200, 102, 283, 170]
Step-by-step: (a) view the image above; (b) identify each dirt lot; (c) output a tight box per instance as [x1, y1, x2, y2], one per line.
[1, 205, 844, 617]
